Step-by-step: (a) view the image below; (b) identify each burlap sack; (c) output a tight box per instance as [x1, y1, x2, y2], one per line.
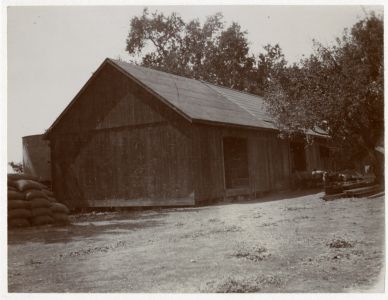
[8, 191, 25, 200]
[25, 190, 48, 200]
[8, 173, 40, 181]
[8, 180, 18, 188]
[52, 213, 70, 224]
[30, 198, 51, 208]
[9, 218, 30, 228]
[8, 209, 31, 219]
[43, 189, 54, 197]
[8, 200, 30, 210]
[50, 203, 70, 214]
[15, 180, 46, 192]
[31, 207, 52, 217]
[47, 197, 57, 203]
[31, 215, 54, 226]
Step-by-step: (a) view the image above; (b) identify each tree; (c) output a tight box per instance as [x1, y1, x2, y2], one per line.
[126, 9, 256, 91]
[126, 9, 186, 75]
[264, 13, 384, 170]
[254, 44, 287, 95]
[204, 22, 256, 90]
[9, 161, 23, 173]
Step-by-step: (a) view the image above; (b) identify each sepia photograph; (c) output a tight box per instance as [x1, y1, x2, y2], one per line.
[3, 1, 386, 296]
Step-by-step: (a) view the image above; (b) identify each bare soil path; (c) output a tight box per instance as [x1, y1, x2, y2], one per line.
[8, 191, 384, 292]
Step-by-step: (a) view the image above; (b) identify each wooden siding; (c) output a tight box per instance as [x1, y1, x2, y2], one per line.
[49, 64, 194, 208]
[52, 123, 193, 207]
[193, 124, 291, 202]
[49, 62, 188, 135]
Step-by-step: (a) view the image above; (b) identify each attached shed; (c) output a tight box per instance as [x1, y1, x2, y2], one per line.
[22, 134, 51, 182]
[45, 58, 328, 208]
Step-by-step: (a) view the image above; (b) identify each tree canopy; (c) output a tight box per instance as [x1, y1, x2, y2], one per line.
[125, 10, 384, 169]
[126, 9, 257, 91]
[264, 13, 383, 166]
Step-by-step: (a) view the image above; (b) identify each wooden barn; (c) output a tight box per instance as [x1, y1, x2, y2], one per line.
[45, 58, 329, 208]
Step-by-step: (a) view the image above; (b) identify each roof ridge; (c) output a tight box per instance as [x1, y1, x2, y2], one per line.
[109, 59, 195, 82]
[109, 58, 264, 99]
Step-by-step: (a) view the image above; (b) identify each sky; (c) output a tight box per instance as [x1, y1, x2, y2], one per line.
[7, 4, 383, 164]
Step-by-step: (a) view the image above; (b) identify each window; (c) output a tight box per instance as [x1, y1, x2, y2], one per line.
[223, 137, 249, 189]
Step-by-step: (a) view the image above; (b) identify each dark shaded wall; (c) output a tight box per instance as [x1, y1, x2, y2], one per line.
[192, 124, 291, 202]
[49, 63, 194, 208]
[305, 140, 333, 171]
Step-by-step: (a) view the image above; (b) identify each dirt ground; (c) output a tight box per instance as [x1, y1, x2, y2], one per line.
[8, 190, 385, 293]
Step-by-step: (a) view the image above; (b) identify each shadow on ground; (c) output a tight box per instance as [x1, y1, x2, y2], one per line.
[203, 188, 324, 207]
[8, 189, 322, 245]
[8, 217, 165, 245]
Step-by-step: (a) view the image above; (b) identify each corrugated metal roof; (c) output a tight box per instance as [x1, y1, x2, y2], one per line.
[110, 59, 276, 130]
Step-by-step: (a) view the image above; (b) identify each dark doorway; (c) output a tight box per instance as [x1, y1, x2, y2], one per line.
[223, 137, 249, 189]
[290, 142, 306, 171]
[319, 145, 331, 170]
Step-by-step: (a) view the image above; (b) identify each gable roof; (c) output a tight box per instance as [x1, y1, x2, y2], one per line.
[110, 59, 276, 130]
[46, 58, 326, 137]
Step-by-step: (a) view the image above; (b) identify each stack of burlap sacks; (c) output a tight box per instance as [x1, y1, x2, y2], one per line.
[8, 174, 70, 228]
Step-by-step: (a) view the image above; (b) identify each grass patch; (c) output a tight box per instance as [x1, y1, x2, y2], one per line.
[204, 275, 281, 293]
[181, 225, 242, 239]
[208, 218, 220, 223]
[328, 239, 353, 249]
[232, 244, 270, 262]
[261, 222, 278, 227]
[285, 207, 310, 211]
[212, 225, 242, 234]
